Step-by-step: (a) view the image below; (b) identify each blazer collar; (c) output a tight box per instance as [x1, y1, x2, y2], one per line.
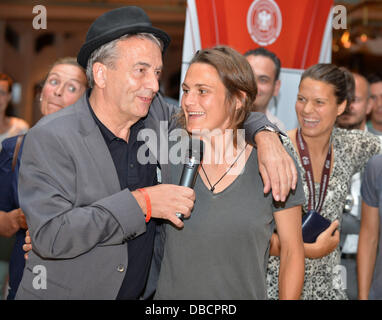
[74, 91, 99, 137]
[74, 91, 121, 194]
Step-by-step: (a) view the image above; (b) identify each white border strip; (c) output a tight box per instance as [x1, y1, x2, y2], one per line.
[180, 0, 202, 101]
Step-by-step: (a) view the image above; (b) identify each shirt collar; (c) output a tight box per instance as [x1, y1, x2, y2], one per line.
[86, 89, 145, 144]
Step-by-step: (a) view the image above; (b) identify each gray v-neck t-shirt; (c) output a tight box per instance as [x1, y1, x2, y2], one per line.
[155, 147, 305, 300]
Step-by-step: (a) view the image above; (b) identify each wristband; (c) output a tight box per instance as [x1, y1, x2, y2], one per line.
[137, 188, 151, 222]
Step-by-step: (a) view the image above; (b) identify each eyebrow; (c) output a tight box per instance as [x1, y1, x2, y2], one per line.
[47, 73, 83, 84]
[298, 93, 329, 100]
[182, 83, 213, 88]
[257, 75, 271, 80]
[134, 62, 162, 70]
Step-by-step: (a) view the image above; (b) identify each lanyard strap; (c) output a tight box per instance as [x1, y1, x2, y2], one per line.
[296, 128, 332, 213]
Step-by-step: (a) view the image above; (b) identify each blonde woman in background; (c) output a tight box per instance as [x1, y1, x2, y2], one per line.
[0, 57, 87, 299]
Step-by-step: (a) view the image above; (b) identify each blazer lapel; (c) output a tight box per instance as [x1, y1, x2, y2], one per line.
[75, 94, 121, 195]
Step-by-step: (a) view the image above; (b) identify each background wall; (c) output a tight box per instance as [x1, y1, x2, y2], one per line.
[0, 0, 381, 126]
[0, 0, 187, 125]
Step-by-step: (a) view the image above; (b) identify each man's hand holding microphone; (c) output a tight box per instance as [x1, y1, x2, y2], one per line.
[133, 139, 203, 228]
[132, 184, 195, 229]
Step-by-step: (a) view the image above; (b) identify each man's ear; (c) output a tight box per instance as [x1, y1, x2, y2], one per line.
[93, 62, 107, 89]
[366, 97, 373, 115]
[273, 79, 281, 97]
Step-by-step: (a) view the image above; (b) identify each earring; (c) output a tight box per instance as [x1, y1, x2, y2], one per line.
[39, 96, 43, 102]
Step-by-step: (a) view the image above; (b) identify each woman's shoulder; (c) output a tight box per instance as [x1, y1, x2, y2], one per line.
[333, 127, 381, 151]
[365, 154, 382, 175]
[333, 126, 358, 138]
[281, 129, 298, 155]
[333, 126, 378, 141]
[0, 135, 20, 172]
[1, 135, 19, 152]
[9, 117, 29, 135]
[333, 127, 381, 172]
[279, 130, 302, 172]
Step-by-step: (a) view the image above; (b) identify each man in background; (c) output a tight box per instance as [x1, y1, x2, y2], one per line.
[367, 73, 382, 138]
[337, 73, 373, 131]
[336, 72, 374, 300]
[244, 47, 286, 132]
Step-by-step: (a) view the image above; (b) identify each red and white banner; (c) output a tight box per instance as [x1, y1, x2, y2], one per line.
[181, 0, 334, 130]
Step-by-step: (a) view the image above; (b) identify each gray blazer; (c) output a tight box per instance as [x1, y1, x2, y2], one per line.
[15, 92, 272, 299]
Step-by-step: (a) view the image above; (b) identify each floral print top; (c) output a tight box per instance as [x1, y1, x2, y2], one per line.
[266, 127, 381, 300]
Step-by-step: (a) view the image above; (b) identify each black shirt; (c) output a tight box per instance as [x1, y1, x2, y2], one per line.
[86, 91, 158, 299]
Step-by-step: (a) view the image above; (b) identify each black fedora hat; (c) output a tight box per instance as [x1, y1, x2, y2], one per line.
[77, 6, 171, 68]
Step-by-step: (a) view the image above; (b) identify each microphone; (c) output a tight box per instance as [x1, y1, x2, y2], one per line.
[176, 139, 204, 220]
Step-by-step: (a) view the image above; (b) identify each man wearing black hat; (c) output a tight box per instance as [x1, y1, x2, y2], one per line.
[15, 6, 297, 299]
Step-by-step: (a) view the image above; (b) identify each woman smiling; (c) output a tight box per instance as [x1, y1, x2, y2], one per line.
[0, 57, 87, 299]
[154, 46, 305, 300]
[266, 64, 381, 300]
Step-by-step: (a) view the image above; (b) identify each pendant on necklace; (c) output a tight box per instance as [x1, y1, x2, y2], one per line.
[210, 186, 215, 192]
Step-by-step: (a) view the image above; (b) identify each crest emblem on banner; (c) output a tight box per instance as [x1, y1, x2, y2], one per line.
[247, 0, 282, 46]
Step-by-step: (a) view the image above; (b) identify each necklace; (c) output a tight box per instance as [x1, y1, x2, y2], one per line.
[201, 143, 248, 192]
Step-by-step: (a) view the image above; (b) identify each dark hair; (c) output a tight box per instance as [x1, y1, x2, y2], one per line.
[244, 47, 281, 81]
[0, 72, 13, 93]
[179, 45, 257, 139]
[300, 63, 355, 109]
[367, 73, 382, 85]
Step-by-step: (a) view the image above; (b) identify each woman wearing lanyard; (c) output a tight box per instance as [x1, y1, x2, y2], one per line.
[266, 64, 381, 300]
